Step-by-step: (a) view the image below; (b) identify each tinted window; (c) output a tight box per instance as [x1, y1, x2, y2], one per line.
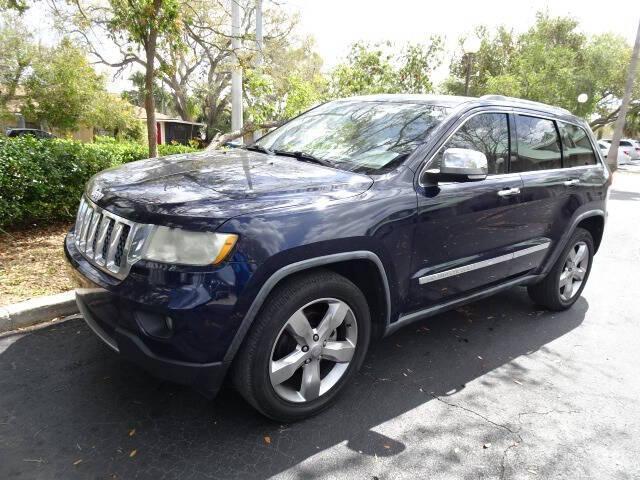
[558, 122, 597, 167]
[620, 140, 632, 147]
[511, 115, 562, 172]
[256, 100, 450, 173]
[432, 113, 509, 174]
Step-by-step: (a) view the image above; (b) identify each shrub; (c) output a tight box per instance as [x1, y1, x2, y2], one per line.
[0, 136, 199, 228]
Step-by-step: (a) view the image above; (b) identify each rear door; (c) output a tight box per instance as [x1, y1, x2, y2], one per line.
[509, 113, 570, 275]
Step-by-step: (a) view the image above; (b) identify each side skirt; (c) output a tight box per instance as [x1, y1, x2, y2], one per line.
[384, 274, 540, 337]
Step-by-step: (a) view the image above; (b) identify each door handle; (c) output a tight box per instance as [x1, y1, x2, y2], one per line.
[497, 187, 520, 197]
[564, 179, 580, 186]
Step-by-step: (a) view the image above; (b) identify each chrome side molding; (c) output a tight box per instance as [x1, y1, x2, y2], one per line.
[418, 242, 550, 285]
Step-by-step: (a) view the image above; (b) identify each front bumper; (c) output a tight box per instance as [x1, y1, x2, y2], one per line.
[64, 230, 257, 398]
[75, 288, 228, 397]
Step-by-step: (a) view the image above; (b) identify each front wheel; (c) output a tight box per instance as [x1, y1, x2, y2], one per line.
[232, 269, 371, 422]
[527, 228, 594, 311]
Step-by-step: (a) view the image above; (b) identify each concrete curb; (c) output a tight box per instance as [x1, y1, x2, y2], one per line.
[0, 291, 78, 333]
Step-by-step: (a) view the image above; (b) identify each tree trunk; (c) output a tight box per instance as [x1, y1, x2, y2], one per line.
[144, 0, 162, 158]
[607, 20, 640, 172]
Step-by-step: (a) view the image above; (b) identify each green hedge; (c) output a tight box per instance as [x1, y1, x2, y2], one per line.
[0, 136, 198, 228]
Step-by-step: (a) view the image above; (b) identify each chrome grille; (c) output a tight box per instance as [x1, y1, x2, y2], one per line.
[73, 197, 150, 280]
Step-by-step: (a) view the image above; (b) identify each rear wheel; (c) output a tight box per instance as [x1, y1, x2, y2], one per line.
[527, 228, 594, 310]
[232, 269, 370, 422]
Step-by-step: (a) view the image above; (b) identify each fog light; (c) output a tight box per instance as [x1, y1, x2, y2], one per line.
[135, 310, 174, 339]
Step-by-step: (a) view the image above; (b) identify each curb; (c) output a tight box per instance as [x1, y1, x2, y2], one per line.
[0, 291, 78, 333]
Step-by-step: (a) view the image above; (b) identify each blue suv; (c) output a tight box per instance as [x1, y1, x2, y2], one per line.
[65, 94, 610, 421]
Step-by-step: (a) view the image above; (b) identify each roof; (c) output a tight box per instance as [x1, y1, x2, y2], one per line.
[335, 93, 578, 121]
[132, 106, 205, 126]
[342, 94, 473, 107]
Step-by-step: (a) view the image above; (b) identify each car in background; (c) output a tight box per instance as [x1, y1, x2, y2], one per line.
[601, 138, 640, 160]
[5, 128, 56, 139]
[598, 140, 631, 165]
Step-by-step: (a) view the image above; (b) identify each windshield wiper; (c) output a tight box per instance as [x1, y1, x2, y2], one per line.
[272, 149, 334, 168]
[243, 144, 273, 155]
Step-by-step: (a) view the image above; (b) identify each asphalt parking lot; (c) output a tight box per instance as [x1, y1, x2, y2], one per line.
[1, 172, 639, 480]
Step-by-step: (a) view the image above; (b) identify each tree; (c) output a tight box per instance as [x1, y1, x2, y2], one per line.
[23, 39, 105, 131]
[0, 15, 37, 120]
[444, 13, 640, 131]
[56, 0, 182, 156]
[607, 20, 640, 172]
[329, 40, 443, 98]
[108, 0, 181, 157]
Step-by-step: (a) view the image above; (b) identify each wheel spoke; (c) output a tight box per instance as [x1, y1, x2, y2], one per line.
[574, 244, 587, 264]
[270, 349, 307, 386]
[317, 301, 349, 340]
[321, 340, 355, 363]
[573, 267, 586, 281]
[300, 360, 321, 400]
[568, 247, 577, 263]
[563, 278, 574, 299]
[559, 270, 572, 288]
[286, 310, 314, 346]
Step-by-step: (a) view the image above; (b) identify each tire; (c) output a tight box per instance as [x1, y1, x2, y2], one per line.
[231, 269, 371, 422]
[527, 227, 594, 311]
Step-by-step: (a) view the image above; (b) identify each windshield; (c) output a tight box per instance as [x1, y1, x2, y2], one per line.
[254, 100, 450, 173]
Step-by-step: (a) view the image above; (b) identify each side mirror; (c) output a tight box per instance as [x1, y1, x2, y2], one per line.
[423, 148, 488, 183]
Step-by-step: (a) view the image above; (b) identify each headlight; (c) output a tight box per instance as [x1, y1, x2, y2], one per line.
[141, 226, 238, 266]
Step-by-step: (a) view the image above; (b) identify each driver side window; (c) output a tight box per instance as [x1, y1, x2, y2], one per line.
[432, 113, 510, 174]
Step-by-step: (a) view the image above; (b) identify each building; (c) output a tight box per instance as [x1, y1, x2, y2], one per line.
[133, 107, 205, 146]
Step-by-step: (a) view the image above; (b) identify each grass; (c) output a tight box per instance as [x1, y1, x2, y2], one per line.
[0, 222, 74, 306]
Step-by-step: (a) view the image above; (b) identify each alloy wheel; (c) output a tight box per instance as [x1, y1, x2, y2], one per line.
[559, 241, 589, 301]
[269, 298, 357, 403]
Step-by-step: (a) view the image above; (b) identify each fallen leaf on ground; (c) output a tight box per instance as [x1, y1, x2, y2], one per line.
[128, 429, 136, 437]
[513, 379, 523, 385]
[264, 436, 271, 445]
[129, 449, 137, 458]
[73, 459, 83, 466]
[383, 444, 391, 449]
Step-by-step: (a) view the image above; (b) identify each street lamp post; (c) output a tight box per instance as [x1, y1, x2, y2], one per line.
[462, 36, 481, 96]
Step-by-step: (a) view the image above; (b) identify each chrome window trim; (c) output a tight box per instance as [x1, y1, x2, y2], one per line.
[512, 110, 606, 170]
[418, 107, 604, 186]
[418, 108, 512, 187]
[418, 242, 550, 285]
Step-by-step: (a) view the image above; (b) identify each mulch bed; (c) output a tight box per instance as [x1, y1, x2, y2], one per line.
[0, 222, 74, 305]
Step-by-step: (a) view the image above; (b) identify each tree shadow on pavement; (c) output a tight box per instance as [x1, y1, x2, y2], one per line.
[0, 287, 587, 480]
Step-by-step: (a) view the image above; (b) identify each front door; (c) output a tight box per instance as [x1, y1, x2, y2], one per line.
[406, 111, 532, 313]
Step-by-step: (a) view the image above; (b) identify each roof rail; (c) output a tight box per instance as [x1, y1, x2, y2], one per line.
[479, 95, 572, 115]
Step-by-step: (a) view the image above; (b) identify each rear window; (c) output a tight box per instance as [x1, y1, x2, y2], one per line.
[558, 122, 598, 167]
[620, 141, 632, 147]
[511, 115, 562, 172]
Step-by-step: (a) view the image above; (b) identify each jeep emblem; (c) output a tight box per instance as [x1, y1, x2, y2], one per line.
[90, 188, 104, 202]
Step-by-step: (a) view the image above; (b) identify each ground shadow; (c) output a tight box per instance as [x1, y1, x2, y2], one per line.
[0, 287, 588, 479]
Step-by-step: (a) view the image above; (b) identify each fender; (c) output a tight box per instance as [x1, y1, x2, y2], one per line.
[222, 251, 391, 362]
[539, 209, 605, 277]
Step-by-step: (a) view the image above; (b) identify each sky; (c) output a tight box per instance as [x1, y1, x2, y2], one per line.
[17, 0, 640, 92]
[283, 0, 640, 82]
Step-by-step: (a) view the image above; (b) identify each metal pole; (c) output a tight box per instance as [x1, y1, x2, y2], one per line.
[253, 0, 263, 141]
[255, 0, 263, 67]
[231, 0, 243, 136]
[607, 19, 640, 172]
[464, 53, 472, 96]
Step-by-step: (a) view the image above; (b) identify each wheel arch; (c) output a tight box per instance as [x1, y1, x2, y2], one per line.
[541, 209, 605, 277]
[223, 251, 391, 363]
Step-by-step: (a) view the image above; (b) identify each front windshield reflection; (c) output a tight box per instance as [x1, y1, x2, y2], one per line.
[255, 100, 450, 173]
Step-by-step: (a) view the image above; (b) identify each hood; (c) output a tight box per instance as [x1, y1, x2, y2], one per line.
[86, 149, 373, 230]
